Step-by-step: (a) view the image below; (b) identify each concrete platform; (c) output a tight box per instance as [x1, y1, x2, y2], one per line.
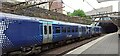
[65, 33, 118, 55]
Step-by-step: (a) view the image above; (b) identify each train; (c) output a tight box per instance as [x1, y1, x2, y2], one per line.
[0, 12, 102, 56]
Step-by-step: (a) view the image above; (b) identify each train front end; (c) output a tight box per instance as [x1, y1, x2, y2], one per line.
[0, 14, 11, 55]
[0, 12, 43, 55]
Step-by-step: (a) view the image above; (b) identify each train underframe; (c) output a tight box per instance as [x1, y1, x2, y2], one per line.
[3, 34, 100, 56]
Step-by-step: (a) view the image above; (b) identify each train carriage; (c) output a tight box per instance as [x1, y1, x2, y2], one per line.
[0, 12, 102, 56]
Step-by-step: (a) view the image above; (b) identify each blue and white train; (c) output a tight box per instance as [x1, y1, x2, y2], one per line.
[0, 12, 102, 56]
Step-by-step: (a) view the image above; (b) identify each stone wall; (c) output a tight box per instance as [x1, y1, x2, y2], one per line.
[1, 2, 92, 24]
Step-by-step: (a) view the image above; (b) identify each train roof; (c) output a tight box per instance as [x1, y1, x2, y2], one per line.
[0, 12, 82, 26]
[86, 25, 92, 27]
[0, 12, 34, 21]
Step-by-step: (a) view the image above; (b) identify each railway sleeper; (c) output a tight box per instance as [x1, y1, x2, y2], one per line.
[8, 46, 41, 56]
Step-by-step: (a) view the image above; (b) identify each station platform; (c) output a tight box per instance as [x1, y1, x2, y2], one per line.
[65, 32, 118, 55]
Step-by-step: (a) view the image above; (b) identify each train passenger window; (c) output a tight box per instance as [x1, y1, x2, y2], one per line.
[55, 27, 60, 33]
[82, 27, 84, 32]
[67, 27, 70, 32]
[62, 27, 66, 33]
[44, 26, 47, 34]
[83, 28, 85, 32]
[49, 26, 51, 34]
[75, 28, 78, 32]
[79, 28, 82, 32]
[72, 28, 74, 32]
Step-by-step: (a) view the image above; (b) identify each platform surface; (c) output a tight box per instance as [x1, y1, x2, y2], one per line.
[66, 33, 118, 54]
[82, 33, 118, 54]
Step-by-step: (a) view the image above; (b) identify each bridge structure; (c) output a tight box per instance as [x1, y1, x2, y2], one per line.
[90, 12, 119, 33]
[96, 0, 120, 37]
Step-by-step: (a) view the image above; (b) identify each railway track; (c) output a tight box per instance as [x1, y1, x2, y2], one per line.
[34, 34, 105, 56]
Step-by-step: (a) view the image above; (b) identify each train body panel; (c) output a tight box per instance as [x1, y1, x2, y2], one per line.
[52, 24, 64, 42]
[0, 12, 102, 55]
[52, 23, 80, 42]
[86, 25, 92, 37]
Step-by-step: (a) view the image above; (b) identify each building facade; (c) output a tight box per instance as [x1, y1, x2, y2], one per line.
[50, 0, 63, 13]
[34, 0, 63, 13]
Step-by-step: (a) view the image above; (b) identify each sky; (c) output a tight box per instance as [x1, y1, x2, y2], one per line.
[16, 0, 119, 13]
[62, 0, 119, 13]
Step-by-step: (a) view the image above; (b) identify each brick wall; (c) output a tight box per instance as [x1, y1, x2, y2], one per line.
[50, 2, 63, 13]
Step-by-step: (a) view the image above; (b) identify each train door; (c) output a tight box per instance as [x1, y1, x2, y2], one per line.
[43, 21, 53, 44]
[86, 26, 89, 35]
[47, 22, 53, 43]
[91, 27, 94, 35]
[78, 26, 82, 37]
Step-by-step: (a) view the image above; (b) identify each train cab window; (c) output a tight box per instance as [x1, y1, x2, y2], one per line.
[75, 27, 78, 32]
[67, 27, 70, 32]
[72, 28, 74, 32]
[44, 26, 47, 34]
[55, 27, 60, 33]
[49, 26, 51, 34]
[62, 27, 66, 33]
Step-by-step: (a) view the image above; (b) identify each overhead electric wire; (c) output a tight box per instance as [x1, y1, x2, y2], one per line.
[61, 0, 77, 14]
[63, 3, 76, 10]
[83, 0, 100, 21]
[84, 0, 99, 12]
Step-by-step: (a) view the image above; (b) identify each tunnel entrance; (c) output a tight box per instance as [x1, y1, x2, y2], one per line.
[92, 17, 118, 33]
[98, 22, 118, 33]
